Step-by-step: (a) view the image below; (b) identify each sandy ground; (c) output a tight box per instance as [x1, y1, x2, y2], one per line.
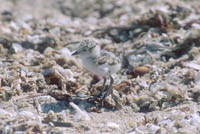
[0, 0, 200, 134]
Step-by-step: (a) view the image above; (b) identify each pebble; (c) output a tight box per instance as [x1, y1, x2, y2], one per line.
[70, 102, 91, 121]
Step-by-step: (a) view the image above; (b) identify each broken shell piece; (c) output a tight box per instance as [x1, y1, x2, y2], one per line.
[10, 43, 24, 53]
[114, 80, 131, 94]
[0, 108, 13, 118]
[0, 86, 13, 101]
[128, 66, 150, 78]
[18, 110, 41, 122]
[106, 122, 120, 129]
[43, 65, 75, 82]
[45, 110, 57, 122]
[70, 102, 90, 121]
[42, 65, 77, 91]
[134, 66, 150, 76]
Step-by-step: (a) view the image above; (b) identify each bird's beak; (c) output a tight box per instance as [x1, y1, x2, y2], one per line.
[72, 51, 79, 56]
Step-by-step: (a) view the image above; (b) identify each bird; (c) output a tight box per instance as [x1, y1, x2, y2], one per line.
[72, 40, 121, 106]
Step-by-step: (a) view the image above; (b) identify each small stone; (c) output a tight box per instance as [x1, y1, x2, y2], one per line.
[70, 102, 90, 121]
[134, 66, 150, 76]
[10, 43, 24, 53]
[106, 122, 120, 129]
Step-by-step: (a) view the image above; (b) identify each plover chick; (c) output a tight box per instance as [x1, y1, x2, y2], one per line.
[72, 40, 121, 106]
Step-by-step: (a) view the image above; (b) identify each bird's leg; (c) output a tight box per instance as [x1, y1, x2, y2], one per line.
[99, 77, 107, 97]
[100, 75, 114, 106]
[89, 79, 94, 94]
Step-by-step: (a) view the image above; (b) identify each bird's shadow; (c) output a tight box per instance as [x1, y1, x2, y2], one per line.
[41, 96, 117, 113]
[41, 96, 97, 113]
[41, 101, 69, 113]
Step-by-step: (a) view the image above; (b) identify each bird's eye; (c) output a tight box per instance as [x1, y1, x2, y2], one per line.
[82, 49, 87, 52]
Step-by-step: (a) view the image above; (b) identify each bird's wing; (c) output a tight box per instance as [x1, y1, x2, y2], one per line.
[96, 51, 120, 66]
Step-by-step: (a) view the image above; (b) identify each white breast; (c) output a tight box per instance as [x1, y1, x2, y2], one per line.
[81, 57, 121, 77]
